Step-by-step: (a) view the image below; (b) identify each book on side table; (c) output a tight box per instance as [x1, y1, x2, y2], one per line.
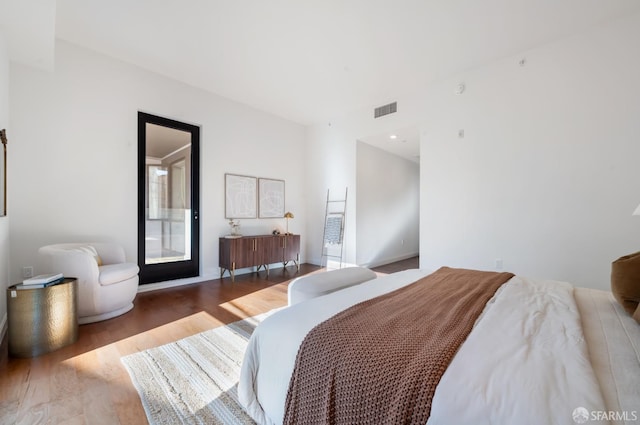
[17, 273, 65, 289]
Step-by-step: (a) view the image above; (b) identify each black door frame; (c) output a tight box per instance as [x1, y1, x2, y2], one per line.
[137, 112, 200, 284]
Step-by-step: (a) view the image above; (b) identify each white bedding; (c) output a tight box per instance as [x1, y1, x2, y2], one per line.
[238, 269, 639, 425]
[427, 276, 605, 424]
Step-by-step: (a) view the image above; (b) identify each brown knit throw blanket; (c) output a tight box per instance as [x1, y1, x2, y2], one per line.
[283, 267, 514, 425]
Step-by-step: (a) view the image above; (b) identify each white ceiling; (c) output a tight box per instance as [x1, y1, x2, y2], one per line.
[4, 1, 640, 161]
[0, 0, 55, 70]
[146, 123, 191, 159]
[360, 126, 421, 164]
[53, 0, 640, 125]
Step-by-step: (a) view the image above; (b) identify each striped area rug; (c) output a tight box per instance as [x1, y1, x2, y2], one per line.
[121, 311, 276, 425]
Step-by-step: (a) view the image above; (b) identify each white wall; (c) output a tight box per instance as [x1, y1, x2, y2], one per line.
[0, 33, 10, 336]
[418, 13, 640, 289]
[305, 97, 423, 266]
[356, 141, 419, 267]
[10, 14, 640, 292]
[9, 40, 307, 284]
[304, 123, 355, 265]
[307, 13, 640, 290]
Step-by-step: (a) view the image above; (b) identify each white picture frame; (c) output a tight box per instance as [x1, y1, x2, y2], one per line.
[225, 174, 257, 219]
[258, 178, 285, 218]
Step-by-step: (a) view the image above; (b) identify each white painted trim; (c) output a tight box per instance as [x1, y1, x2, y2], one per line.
[136, 273, 216, 293]
[0, 313, 7, 345]
[135, 254, 418, 294]
[308, 254, 419, 271]
[306, 257, 360, 270]
[136, 261, 311, 293]
[359, 252, 419, 269]
[307, 258, 323, 267]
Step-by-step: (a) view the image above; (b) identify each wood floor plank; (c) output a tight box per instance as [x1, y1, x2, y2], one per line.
[0, 396, 19, 425]
[0, 260, 411, 424]
[0, 261, 410, 424]
[370, 256, 419, 274]
[49, 358, 81, 402]
[110, 371, 147, 425]
[15, 377, 50, 425]
[81, 378, 120, 425]
[48, 393, 84, 424]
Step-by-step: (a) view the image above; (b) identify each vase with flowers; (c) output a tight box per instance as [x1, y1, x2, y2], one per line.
[226, 219, 241, 238]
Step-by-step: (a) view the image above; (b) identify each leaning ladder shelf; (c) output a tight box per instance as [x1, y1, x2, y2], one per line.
[321, 188, 348, 269]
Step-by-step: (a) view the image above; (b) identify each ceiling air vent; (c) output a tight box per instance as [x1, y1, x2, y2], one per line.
[374, 102, 397, 118]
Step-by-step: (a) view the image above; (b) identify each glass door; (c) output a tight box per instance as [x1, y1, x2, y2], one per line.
[138, 112, 200, 284]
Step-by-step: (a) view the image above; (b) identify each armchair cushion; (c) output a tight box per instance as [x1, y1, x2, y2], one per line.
[92, 242, 126, 265]
[70, 245, 103, 266]
[99, 263, 140, 286]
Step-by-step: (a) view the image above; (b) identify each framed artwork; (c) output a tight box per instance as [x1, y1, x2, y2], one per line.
[258, 178, 285, 218]
[225, 174, 257, 218]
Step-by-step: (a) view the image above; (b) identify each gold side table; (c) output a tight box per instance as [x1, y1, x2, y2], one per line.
[6, 278, 78, 358]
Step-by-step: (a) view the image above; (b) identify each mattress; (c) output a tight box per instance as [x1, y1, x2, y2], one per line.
[574, 288, 640, 424]
[238, 269, 640, 425]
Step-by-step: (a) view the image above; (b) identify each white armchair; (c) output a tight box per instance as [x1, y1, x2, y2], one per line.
[39, 242, 139, 324]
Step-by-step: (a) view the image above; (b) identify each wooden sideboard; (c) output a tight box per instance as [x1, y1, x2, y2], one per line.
[219, 234, 300, 281]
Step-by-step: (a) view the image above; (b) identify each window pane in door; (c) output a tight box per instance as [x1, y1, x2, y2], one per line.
[145, 123, 192, 265]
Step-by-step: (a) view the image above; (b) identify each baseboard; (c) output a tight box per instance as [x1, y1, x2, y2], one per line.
[308, 252, 419, 270]
[0, 313, 7, 363]
[137, 274, 216, 293]
[137, 259, 316, 293]
[0, 313, 7, 343]
[306, 258, 360, 270]
[361, 252, 419, 269]
[307, 258, 323, 267]
[137, 254, 419, 294]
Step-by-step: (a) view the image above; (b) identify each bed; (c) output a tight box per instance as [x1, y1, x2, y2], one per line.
[238, 268, 640, 425]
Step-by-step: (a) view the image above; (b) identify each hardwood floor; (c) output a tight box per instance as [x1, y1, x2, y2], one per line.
[0, 258, 414, 424]
[0, 264, 320, 425]
[371, 256, 419, 274]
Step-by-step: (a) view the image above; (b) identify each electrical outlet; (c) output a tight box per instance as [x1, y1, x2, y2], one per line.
[23, 266, 34, 278]
[495, 259, 503, 270]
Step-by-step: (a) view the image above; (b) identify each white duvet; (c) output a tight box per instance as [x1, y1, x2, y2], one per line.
[238, 269, 607, 425]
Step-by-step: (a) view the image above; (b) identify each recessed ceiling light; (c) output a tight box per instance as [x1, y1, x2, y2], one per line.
[390, 134, 397, 140]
